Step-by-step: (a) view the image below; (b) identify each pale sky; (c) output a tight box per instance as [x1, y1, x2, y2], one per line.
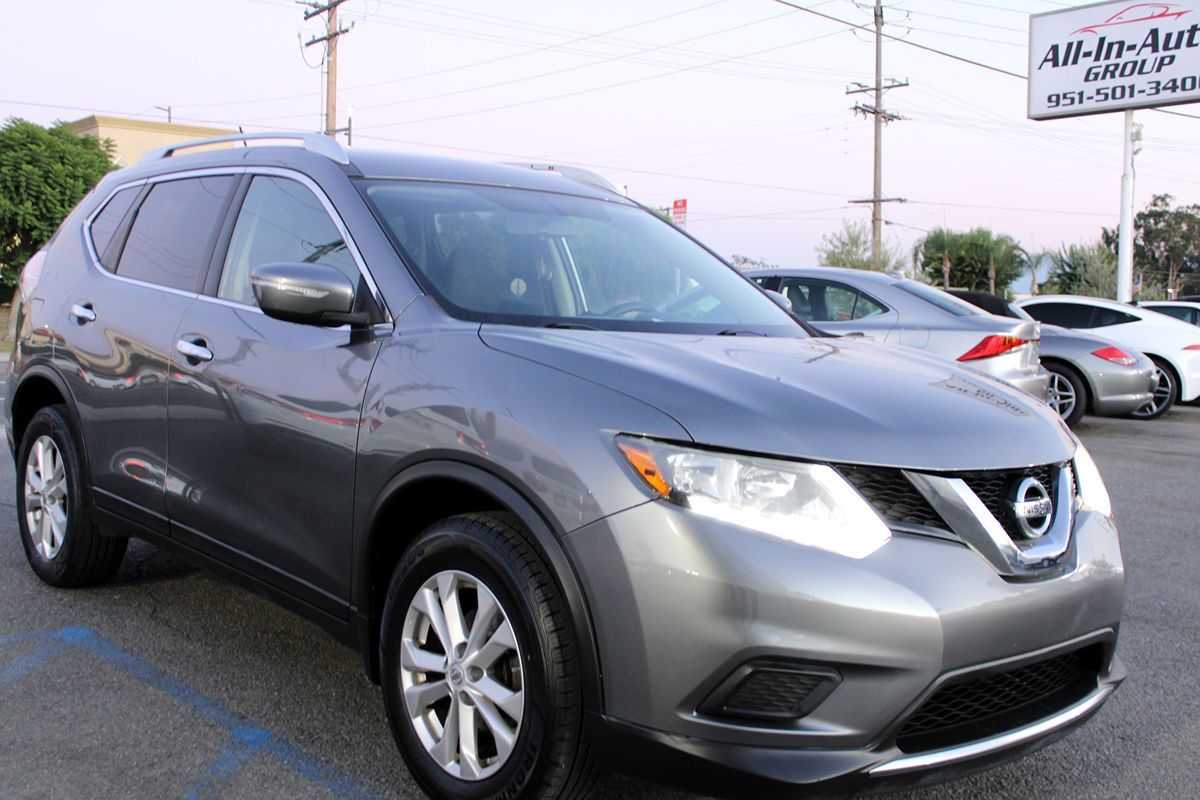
[4, 0, 1199, 272]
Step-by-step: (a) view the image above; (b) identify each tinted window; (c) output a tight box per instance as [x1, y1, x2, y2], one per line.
[1093, 307, 1138, 327]
[117, 176, 234, 291]
[1148, 305, 1192, 323]
[219, 176, 359, 306]
[89, 187, 139, 271]
[1022, 302, 1095, 328]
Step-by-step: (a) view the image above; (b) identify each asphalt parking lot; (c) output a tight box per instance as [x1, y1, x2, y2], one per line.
[1, 405, 1197, 800]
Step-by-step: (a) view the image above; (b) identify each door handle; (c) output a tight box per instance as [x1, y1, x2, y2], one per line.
[176, 338, 214, 364]
[70, 303, 97, 324]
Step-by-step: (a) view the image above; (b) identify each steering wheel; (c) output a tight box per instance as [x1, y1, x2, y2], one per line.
[599, 300, 659, 318]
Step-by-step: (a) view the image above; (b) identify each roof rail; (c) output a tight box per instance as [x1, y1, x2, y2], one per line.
[140, 131, 350, 165]
[509, 162, 622, 195]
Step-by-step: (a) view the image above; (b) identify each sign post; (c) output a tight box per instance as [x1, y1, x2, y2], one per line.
[671, 199, 688, 229]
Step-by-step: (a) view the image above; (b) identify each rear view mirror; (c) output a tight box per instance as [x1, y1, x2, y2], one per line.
[251, 262, 366, 327]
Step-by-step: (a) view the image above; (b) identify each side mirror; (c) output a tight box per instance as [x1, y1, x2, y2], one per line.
[766, 290, 793, 312]
[250, 262, 367, 327]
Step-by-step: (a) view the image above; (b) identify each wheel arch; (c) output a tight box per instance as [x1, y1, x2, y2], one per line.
[1141, 352, 1183, 395]
[357, 458, 604, 714]
[9, 366, 85, 461]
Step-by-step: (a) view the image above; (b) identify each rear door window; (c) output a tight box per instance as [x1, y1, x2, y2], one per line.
[778, 278, 885, 322]
[117, 176, 235, 292]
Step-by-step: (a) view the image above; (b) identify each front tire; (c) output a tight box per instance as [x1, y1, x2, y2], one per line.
[16, 405, 127, 587]
[380, 512, 594, 800]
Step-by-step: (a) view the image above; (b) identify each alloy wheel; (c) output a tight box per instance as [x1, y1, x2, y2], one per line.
[1132, 366, 1173, 418]
[24, 435, 68, 560]
[1046, 372, 1077, 421]
[399, 569, 524, 781]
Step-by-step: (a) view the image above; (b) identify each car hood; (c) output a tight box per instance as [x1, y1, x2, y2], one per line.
[480, 327, 1074, 471]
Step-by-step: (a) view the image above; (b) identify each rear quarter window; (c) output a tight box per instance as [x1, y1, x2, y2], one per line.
[88, 187, 140, 271]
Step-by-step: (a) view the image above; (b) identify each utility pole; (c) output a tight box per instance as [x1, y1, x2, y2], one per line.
[303, 0, 351, 139]
[847, 0, 907, 270]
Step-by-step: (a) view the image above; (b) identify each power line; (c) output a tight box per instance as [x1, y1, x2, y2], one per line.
[354, 26, 849, 131]
[350, 8, 800, 115]
[773, 0, 1027, 78]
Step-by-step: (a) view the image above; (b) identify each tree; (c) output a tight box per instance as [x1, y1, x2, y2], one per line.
[1045, 240, 1166, 300]
[0, 118, 113, 287]
[1102, 193, 1200, 298]
[815, 219, 904, 271]
[729, 254, 778, 271]
[913, 227, 1028, 293]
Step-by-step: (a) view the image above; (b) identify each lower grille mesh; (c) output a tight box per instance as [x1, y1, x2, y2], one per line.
[723, 670, 824, 717]
[896, 647, 1099, 752]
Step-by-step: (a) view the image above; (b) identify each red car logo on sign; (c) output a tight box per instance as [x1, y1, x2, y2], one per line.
[1072, 4, 1191, 35]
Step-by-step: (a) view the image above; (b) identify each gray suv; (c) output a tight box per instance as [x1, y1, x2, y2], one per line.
[7, 133, 1125, 800]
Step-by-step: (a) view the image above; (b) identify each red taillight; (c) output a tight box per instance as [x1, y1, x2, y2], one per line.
[1185, 344, 1200, 351]
[958, 335, 1028, 361]
[1091, 346, 1137, 366]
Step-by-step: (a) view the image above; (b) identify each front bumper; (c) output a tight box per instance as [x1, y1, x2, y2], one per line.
[587, 665, 1122, 799]
[563, 499, 1125, 792]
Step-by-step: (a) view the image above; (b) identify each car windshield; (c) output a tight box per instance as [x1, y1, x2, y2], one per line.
[896, 281, 989, 317]
[361, 180, 803, 335]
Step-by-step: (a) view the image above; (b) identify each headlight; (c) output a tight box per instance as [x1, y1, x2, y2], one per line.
[616, 436, 891, 559]
[1072, 442, 1112, 518]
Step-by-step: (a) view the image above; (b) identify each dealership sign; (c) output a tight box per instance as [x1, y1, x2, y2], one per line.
[1029, 2, 1200, 119]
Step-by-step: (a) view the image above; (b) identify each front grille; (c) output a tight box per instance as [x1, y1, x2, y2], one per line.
[958, 463, 1060, 541]
[723, 670, 825, 717]
[837, 462, 1067, 544]
[896, 646, 1101, 753]
[839, 466, 946, 531]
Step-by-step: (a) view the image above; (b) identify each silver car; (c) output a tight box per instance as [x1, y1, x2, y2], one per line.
[749, 268, 1050, 400]
[950, 290, 1156, 426]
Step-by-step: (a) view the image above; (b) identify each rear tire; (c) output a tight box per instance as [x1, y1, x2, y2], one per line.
[379, 512, 596, 800]
[1128, 358, 1177, 420]
[1044, 363, 1088, 427]
[16, 405, 127, 587]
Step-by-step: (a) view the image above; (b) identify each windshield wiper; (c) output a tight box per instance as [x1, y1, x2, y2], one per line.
[543, 321, 599, 330]
[717, 329, 768, 336]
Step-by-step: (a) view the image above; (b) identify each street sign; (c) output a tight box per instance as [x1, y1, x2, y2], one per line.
[1029, 1, 1200, 120]
[671, 198, 688, 229]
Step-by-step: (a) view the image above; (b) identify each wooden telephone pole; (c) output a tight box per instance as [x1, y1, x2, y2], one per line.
[303, 0, 351, 139]
[846, 0, 907, 270]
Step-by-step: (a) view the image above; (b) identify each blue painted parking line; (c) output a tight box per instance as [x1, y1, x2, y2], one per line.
[0, 637, 70, 686]
[0, 626, 383, 799]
